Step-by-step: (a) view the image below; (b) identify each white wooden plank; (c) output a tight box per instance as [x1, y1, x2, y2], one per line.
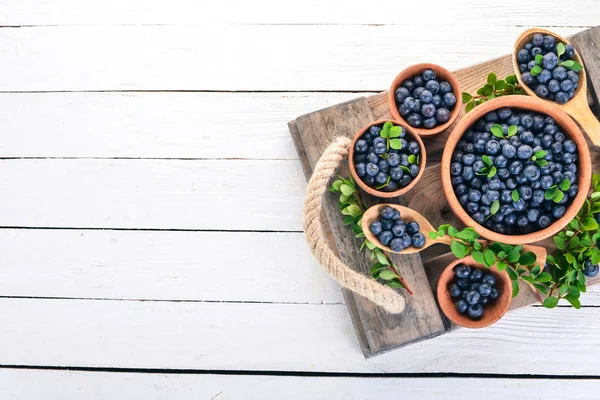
[0, 229, 343, 304]
[0, 0, 597, 27]
[1, 369, 600, 400]
[0, 92, 366, 159]
[1, 298, 600, 374]
[0, 159, 305, 231]
[0, 25, 584, 91]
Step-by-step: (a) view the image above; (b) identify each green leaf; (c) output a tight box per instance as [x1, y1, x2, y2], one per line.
[462, 92, 473, 103]
[400, 165, 411, 173]
[506, 74, 517, 85]
[534, 150, 547, 159]
[582, 217, 599, 231]
[490, 124, 504, 138]
[428, 231, 438, 240]
[482, 155, 492, 167]
[507, 248, 521, 263]
[530, 265, 541, 276]
[553, 190, 565, 203]
[465, 100, 475, 113]
[381, 121, 393, 138]
[556, 42, 565, 58]
[389, 138, 402, 150]
[450, 240, 470, 259]
[331, 180, 343, 192]
[535, 54, 543, 65]
[496, 261, 507, 272]
[543, 297, 559, 308]
[495, 80, 505, 90]
[560, 179, 571, 191]
[487, 166, 497, 178]
[389, 126, 402, 138]
[340, 184, 355, 196]
[483, 248, 496, 267]
[490, 200, 500, 216]
[472, 250, 485, 264]
[506, 266, 518, 280]
[378, 269, 396, 280]
[477, 83, 494, 96]
[511, 190, 520, 202]
[512, 280, 520, 298]
[487, 73, 497, 85]
[560, 60, 583, 71]
[565, 252, 576, 264]
[518, 251, 537, 266]
[537, 272, 553, 282]
[545, 187, 558, 200]
[531, 65, 542, 76]
[533, 283, 548, 295]
[343, 204, 362, 217]
[535, 159, 549, 167]
[408, 154, 417, 164]
[376, 252, 390, 266]
[375, 175, 391, 190]
[565, 294, 581, 309]
[454, 227, 477, 241]
[387, 281, 404, 289]
[507, 125, 518, 138]
[365, 241, 377, 251]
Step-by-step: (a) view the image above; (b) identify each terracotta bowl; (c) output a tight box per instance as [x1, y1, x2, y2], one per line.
[437, 256, 512, 329]
[349, 119, 426, 198]
[441, 96, 592, 245]
[389, 63, 462, 137]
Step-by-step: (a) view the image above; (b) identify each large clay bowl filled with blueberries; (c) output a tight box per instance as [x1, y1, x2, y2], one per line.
[388, 63, 462, 136]
[437, 256, 512, 329]
[441, 96, 591, 245]
[349, 120, 426, 198]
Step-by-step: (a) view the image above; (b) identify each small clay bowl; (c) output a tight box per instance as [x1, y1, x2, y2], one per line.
[441, 96, 592, 245]
[349, 120, 426, 198]
[437, 256, 512, 329]
[512, 28, 600, 147]
[389, 63, 462, 137]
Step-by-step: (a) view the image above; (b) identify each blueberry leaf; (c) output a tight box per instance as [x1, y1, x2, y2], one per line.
[507, 125, 518, 137]
[535, 54, 543, 65]
[483, 248, 496, 267]
[450, 240, 469, 259]
[534, 150, 547, 159]
[560, 60, 583, 71]
[487, 166, 497, 178]
[408, 154, 417, 164]
[400, 165, 410, 173]
[389, 138, 402, 150]
[490, 199, 500, 216]
[490, 125, 504, 138]
[487, 73, 497, 85]
[565, 294, 581, 309]
[543, 296, 559, 308]
[495, 80, 505, 90]
[545, 187, 558, 200]
[556, 42, 565, 58]
[582, 217, 599, 231]
[535, 159, 549, 167]
[507, 248, 521, 263]
[381, 121, 393, 138]
[389, 126, 402, 138]
[531, 65, 542, 76]
[378, 269, 396, 280]
[472, 250, 484, 264]
[340, 184, 355, 196]
[512, 280, 520, 298]
[560, 178, 571, 191]
[511, 190, 520, 202]
[465, 99, 475, 113]
[375, 176, 391, 190]
[519, 251, 537, 266]
[482, 155, 492, 167]
[537, 272, 553, 282]
[553, 190, 565, 203]
[462, 92, 473, 103]
[506, 74, 517, 85]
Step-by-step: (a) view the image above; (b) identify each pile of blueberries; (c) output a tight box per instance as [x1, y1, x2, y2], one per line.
[369, 206, 426, 252]
[394, 69, 457, 129]
[449, 264, 500, 320]
[450, 107, 579, 235]
[516, 33, 580, 104]
[353, 123, 422, 192]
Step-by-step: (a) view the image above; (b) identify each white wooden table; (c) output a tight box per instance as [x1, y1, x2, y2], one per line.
[0, 1, 600, 398]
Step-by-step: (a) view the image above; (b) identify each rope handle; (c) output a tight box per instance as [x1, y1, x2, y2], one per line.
[302, 137, 406, 314]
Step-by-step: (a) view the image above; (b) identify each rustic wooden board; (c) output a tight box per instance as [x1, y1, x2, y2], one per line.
[289, 26, 600, 357]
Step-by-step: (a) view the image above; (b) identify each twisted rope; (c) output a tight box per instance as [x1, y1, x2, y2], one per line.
[302, 137, 406, 314]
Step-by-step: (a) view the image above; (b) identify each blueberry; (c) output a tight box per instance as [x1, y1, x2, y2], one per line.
[401, 233, 412, 248]
[425, 80, 440, 94]
[391, 222, 406, 237]
[449, 284, 462, 298]
[542, 52, 558, 70]
[488, 179, 501, 191]
[398, 104, 410, 117]
[406, 221, 420, 234]
[419, 89, 433, 103]
[390, 166, 404, 181]
[431, 94, 443, 108]
[450, 162, 463, 176]
[455, 184, 468, 196]
[527, 60, 537, 71]
[355, 162, 367, 177]
[517, 145, 533, 159]
[409, 164, 419, 178]
[513, 198, 527, 212]
[379, 206, 394, 220]
[482, 273, 497, 286]
[472, 212, 485, 224]
[391, 210, 401, 221]
[553, 205, 566, 219]
[538, 214, 552, 228]
[401, 79, 414, 91]
[520, 131, 535, 144]
[422, 69, 436, 81]
[412, 233, 426, 248]
[469, 268, 483, 282]
[443, 92, 457, 107]
[542, 35, 556, 50]
[369, 221, 382, 235]
[456, 299, 469, 314]
[552, 66, 567, 80]
[561, 79, 574, 92]
[565, 44, 576, 58]
[548, 79, 561, 93]
[375, 172, 388, 185]
[562, 139, 576, 154]
[555, 91, 569, 104]
[354, 139, 368, 153]
[374, 142, 387, 155]
[366, 163, 379, 177]
[439, 81, 452, 94]
[494, 155, 508, 168]
[500, 191, 513, 204]
[535, 84, 549, 98]
[504, 213, 517, 226]
[485, 140, 500, 155]
[532, 34, 544, 47]
[363, 175, 375, 186]
[421, 103, 436, 118]
[378, 231, 393, 246]
[455, 264, 471, 279]
[478, 282, 492, 297]
[583, 259, 600, 278]
[466, 202, 479, 213]
[435, 108, 450, 123]
[468, 189, 482, 203]
[422, 117, 436, 129]
[522, 72, 535, 85]
[406, 113, 422, 128]
[403, 97, 418, 111]
[517, 48, 530, 63]
[381, 220, 393, 231]
[567, 70, 579, 83]
[413, 75, 425, 87]
[527, 208, 540, 222]
[378, 160, 389, 174]
[395, 87, 410, 103]
[407, 141, 421, 155]
[508, 160, 523, 175]
[502, 144, 517, 158]
[462, 166, 475, 181]
[467, 304, 484, 320]
[517, 214, 529, 228]
[389, 238, 405, 252]
[470, 282, 480, 291]
[465, 290, 481, 306]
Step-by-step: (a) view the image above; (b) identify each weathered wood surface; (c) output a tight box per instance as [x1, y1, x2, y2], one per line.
[572, 28, 600, 113]
[292, 98, 445, 356]
[289, 26, 600, 356]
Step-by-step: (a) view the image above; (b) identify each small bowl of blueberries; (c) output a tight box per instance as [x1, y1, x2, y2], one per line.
[442, 96, 592, 245]
[388, 63, 462, 136]
[349, 120, 426, 198]
[437, 256, 512, 329]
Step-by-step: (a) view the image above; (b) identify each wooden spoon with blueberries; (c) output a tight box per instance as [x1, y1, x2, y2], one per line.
[361, 204, 547, 264]
[512, 28, 600, 147]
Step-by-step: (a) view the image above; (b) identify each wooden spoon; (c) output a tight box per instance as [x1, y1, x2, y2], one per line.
[512, 28, 600, 148]
[361, 203, 547, 265]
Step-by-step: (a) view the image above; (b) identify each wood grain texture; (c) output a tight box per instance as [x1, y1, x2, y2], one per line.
[572, 28, 600, 115]
[0, 25, 584, 92]
[2, 369, 600, 400]
[295, 98, 445, 356]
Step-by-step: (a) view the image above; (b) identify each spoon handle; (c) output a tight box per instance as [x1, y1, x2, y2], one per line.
[564, 95, 600, 148]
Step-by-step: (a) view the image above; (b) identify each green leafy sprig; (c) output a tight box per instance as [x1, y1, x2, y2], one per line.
[530, 149, 548, 167]
[530, 43, 583, 76]
[490, 123, 518, 140]
[475, 155, 497, 178]
[379, 121, 403, 153]
[544, 173, 600, 308]
[544, 178, 571, 204]
[462, 73, 526, 112]
[429, 225, 551, 301]
[329, 175, 413, 294]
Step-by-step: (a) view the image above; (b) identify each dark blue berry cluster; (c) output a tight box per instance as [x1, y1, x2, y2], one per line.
[369, 206, 425, 252]
[450, 264, 500, 320]
[583, 259, 599, 278]
[517, 33, 581, 104]
[394, 69, 456, 129]
[451, 107, 579, 235]
[353, 122, 422, 192]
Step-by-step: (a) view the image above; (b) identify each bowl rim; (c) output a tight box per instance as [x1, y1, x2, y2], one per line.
[512, 28, 586, 103]
[388, 63, 463, 137]
[349, 119, 427, 198]
[441, 96, 592, 245]
[437, 256, 512, 329]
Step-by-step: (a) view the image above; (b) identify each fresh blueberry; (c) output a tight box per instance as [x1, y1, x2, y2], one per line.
[467, 304, 484, 319]
[517, 144, 533, 159]
[419, 89, 433, 103]
[535, 84, 549, 98]
[375, 172, 388, 185]
[521, 72, 535, 85]
[366, 163, 379, 177]
[406, 113, 422, 128]
[400, 233, 412, 248]
[412, 233, 426, 248]
[555, 91, 570, 104]
[469, 269, 483, 282]
[465, 290, 481, 306]
[436, 108, 451, 123]
[502, 144, 517, 158]
[381, 220, 393, 231]
[450, 284, 462, 298]
[547, 79, 561, 93]
[395, 87, 410, 103]
[425, 80, 440, 94]
[456, 299, 469, 314]
[413, 75, 425, 87]
[443, 92, 457, 107]
[542, 52, 558, 70]
[409, 164, 419, 178]
[538, 214, 552, 228]
[517, 49, 530, 63]
[374, 142, 387, 155]
[478, 282, 492, 297]
[369, 221, 382, 236]
[355, 162, 367, 177]
[583, 259, 600, 278]
[439, 81, 453, 94]
[455, 264, 471, 279]
[402, 79, 414, 91]
[389, 238, 405, 252]
[567, 70, 579, 83]
[450, 162, 463, 176]
[380, 206, 395, 220]
[390, 166, 404, 181]
[406, 221, 420, 234]
[421, 103, 436, 118]
[408, 141, 421, 155]
[532, 33, 544, 47]
[422, 69, 436, 81]
[378, 231, 393, 246]
[508, 160, 523, 175]
[391, 222, 406, 237]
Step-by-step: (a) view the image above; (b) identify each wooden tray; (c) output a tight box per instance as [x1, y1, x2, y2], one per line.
[289, 26, 600, 357]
